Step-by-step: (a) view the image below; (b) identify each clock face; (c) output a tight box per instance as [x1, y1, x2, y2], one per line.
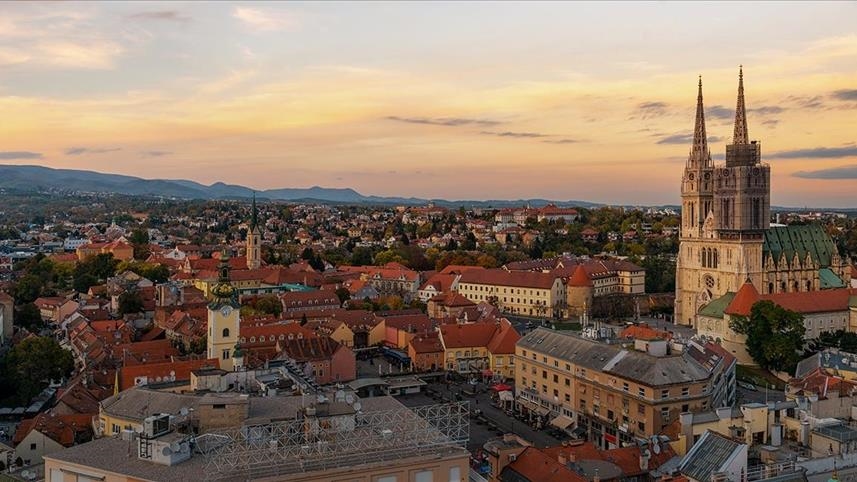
[221, 306, 233, 316]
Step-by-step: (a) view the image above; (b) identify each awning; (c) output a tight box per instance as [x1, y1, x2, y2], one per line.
[516, 399, 539, 411]
[550, 415, 574, 430]
[499, 390, 514, 402]
[491, 383, 513, 392]
[537, 406, 551, 417]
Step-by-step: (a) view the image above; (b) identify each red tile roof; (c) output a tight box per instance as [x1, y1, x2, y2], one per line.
[459, 269, 558, 289]
[568, 264, 593, 288]
[724, 280, 760, 316]
[503, 446, 587, 482]
[619, 323, 672, 341]
[119, 358, 218, 390]
[486, 320, 521, 355]
[409, 333, 444, 354]
[13, 412, 94, 447]
[278, 337, 343, 362]
[439, 322, 498, 349]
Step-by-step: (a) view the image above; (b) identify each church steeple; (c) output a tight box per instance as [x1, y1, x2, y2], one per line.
[250, 192, 258, 231]
[733, 65, 749, 145]
[688, 76, 711, 169]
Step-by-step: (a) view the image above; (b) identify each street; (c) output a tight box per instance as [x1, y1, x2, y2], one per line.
[396, 379, 565, 453]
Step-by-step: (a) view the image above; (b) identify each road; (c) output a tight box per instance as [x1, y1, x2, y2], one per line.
[396, 379, 565, 453]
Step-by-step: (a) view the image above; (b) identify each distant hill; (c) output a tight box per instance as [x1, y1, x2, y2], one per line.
[0, 164, 607, 208]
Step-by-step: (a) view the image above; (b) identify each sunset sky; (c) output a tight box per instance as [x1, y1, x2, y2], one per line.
[1, 1, 856, 206]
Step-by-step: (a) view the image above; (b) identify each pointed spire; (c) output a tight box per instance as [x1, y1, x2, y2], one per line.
[688, 75, 710, 168]
[733, 65, 749, 144]
[251, 192, 258, 230]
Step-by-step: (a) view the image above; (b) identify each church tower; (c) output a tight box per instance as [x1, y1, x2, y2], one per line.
[246, 193, 262, 270]
[714, 66, 770, 234]
[675, 77, 715, 324]
[207, 249, 240, 370]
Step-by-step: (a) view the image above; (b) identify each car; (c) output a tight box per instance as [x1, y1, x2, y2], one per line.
[739, 381, 758, 391]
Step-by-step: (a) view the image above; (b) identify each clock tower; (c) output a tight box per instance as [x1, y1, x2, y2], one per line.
[207, 249, 241, 371]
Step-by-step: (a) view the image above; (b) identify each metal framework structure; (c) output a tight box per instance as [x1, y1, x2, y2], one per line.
[198, 402, 469, 481]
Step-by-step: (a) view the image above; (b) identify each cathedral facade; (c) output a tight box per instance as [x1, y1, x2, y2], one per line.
[675, 68, 851, 327]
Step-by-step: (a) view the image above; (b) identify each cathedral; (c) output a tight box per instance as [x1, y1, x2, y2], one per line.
[675, 67, 851, 327]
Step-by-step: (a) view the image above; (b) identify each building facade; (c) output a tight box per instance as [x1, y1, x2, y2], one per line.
[515, 328, 735, 450]
[675, 68, 850, 326]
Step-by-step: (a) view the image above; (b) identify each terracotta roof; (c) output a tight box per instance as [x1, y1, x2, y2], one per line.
[119, 358, 218, 390]
[280, 290, 340, 309]
[619, 323, 672, 341]
[408, 333, 444, 354]
[568, 264, 593, 287]
[486, 320, 521, 355]
[724, 280, 760, 316]
[789, 366, 857, 399]
[13, 412, 94, 447]
[278, 337, 343, 362]
[240, 323, 317, 345]
[502, 446, 587, 482]
[381, 314, 433, 333]
[459, 269, 558, 289]
[439, 322, 498, 349]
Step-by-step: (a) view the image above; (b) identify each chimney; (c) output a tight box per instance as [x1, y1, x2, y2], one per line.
[716, 406, 732, 421]
[568, 452, 577, 464]
[557, 452, 567, 466]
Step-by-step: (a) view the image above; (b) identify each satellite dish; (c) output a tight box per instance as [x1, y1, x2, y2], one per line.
[171, 442, 181, 452]
[345, 394, 354, 404]
[652, 438, 661, 454]
[352, 401, 362, 411]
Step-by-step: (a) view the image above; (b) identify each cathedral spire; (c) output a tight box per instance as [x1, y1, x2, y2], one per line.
[688, 75, 710, 168]
[733, 65, 749, 145]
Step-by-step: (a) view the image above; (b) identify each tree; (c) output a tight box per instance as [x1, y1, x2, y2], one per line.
[730, 300, 805, 374]
[14, 303, 43, 330]
[300, 313, 308, 326]
[254, 295, 283, 316]
[118, 290, 144, 315]
[128, 228, 150, 260]
[335, 287, 351, 305]
[4, 336, 74, 403]
[13, 274, 43, 304]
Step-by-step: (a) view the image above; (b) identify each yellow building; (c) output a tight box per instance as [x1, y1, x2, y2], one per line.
[516, 329, 735, 449]
[457, 269, 565, 318]
[206, 251, 241, 371]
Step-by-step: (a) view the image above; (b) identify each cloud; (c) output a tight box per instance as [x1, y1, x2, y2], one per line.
[65, 147, 121, 155]
[127, 11, 191, 23]
[784, 95, 824, 110]
[761, 119, 779, 128]
[0, 151, 42, 160]
[706, 105, 733, 120]
[832, 89, 857, 101]
[769, 144, 857, 159]
[749, 106, 785, 115]
[543, 139, 579, 144]
[232, 7, 296, 31]
[141, 150, 171, 157]
[793, 165, 857, 179]
[480, 131, 548, 138]
[656, 134, 722, 145]
[632, 101, 669, 119]
[385, 116, 500, 127]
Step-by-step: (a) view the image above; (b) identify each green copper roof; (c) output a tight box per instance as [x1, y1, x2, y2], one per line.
[763, 224, 839, 268]
[819, 268, 846, 289]
[699, 292, 736, 319]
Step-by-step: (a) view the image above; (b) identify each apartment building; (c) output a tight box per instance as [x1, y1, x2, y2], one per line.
[515, 328, 735, 450]
[457, 269, 565, 317]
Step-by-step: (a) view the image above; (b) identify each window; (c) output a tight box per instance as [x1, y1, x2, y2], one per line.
[213, 404, 226, 409]
[222, 349, 230, 360]
[622, 382, 629, 392]
[682, 404, 689, 412]
[565, 378, 571, 387]
[30, 443, 37, 450]
[638, 387, 645, 397]
[661, 389, 669, 399]
[415, 470, 434, 482]
[112, 424, 120, 434]
[565, 393, 571, 402]
[542, 384, 547, 393]
[638, 403, 645, 415]
[542, 370, 547, 379]
[553, 374, 559, 383]
[449, 466, 462, 482]
[222, 328, 230, 337]
[375, 476, 398, 482]
[681, 387, 690, 396]
[661, 407, 670, 421]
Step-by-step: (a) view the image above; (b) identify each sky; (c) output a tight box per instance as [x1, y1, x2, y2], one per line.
[0, 1, 856, 207]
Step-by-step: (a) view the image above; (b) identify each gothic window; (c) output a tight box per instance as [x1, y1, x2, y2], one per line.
[768, 283, 774, 294]
[781, 281, 787, 292]
[222, 328, 230, 338]
[807, 280, 812, 291]
[713, 249, 719, 268]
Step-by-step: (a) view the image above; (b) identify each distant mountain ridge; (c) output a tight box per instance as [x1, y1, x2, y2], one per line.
[0, 164, 847, 211]
[0, 164, 606, 208]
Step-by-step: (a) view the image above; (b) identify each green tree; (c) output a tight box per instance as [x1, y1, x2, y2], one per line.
[254, 295, 283, 316]
[730, 300, 805, 373]
[13, 274, 43, 304]
[14, 303, 43, 330]
[118, 290, 144, 315]
[4, 336, 74, 403]
[335, 287, 351, 305]
[128, 228, 150, 260]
